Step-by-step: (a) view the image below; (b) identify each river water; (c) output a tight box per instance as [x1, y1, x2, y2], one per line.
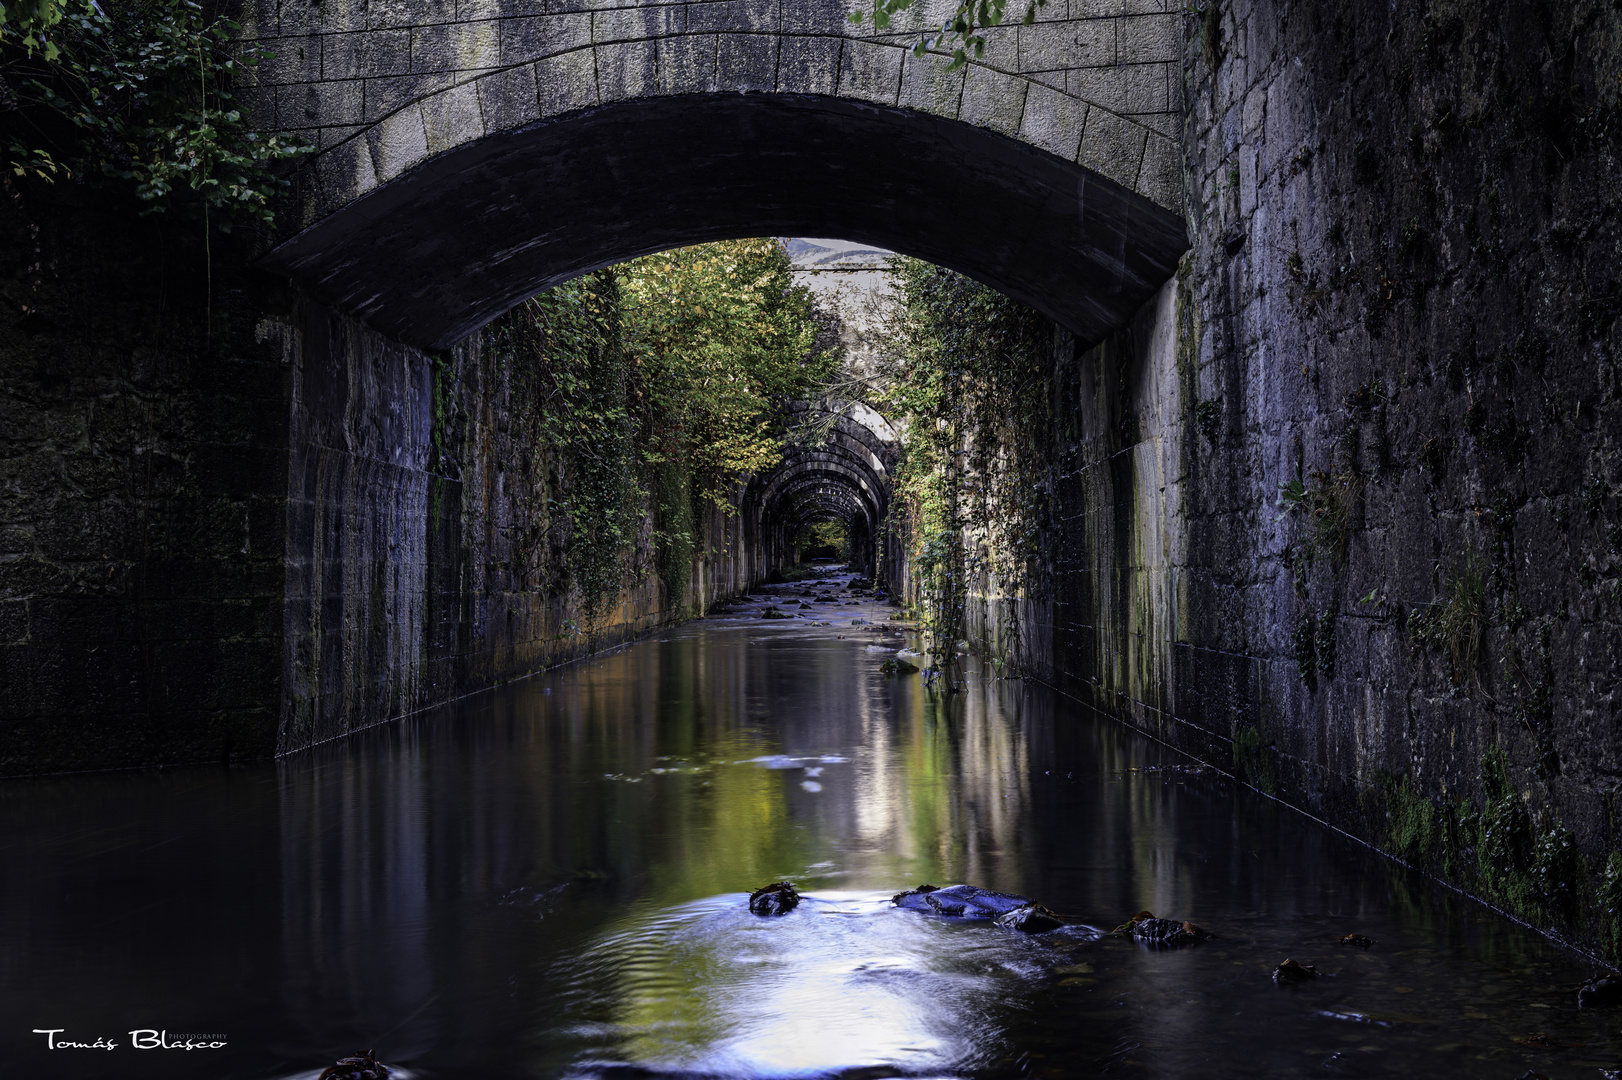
[5, 573, 1619, 1079]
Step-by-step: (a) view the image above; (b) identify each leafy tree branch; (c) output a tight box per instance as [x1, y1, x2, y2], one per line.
[1, 0, 308, 226]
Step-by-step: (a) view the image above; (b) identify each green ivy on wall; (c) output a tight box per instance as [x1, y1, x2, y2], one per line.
[480, 239, 834, 628]
[872, 258, 1054, 679]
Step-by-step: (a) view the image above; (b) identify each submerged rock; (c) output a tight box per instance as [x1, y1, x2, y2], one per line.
[1335, 933, 1375, 948]
[748, 881, 801, 915]
[760, 607, 792, 619]
[1272, 959, 1319, 984]
[880, 657, 919, 674]
[317, 1050, 390, 1080]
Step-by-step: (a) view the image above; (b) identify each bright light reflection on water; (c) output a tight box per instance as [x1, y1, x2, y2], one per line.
[555, 892, 1096, 1078]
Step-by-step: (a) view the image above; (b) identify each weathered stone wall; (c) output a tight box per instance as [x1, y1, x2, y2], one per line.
[0, 193, 289, 774]
[0, 194, 768, 770]
[1179, 0, 1622, 926]
[956, 0, 1622, 944]
[277, 302, 763, 753]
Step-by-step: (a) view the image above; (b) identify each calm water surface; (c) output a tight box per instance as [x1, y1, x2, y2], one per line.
[4, 577, 1619, 1079]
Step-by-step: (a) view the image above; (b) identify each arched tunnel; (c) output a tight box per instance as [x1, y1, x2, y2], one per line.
[12, 0, 1622, 1069]
[742, 400, 899, 583]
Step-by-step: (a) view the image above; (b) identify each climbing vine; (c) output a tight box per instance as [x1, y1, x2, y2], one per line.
[483, 271, 637, 623]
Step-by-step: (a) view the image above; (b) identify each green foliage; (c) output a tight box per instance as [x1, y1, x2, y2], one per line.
[1382, 772, 1438, 864]
[1314, 611, 1337, 676]
[1531, 822, 1584, 927]
[799, 519, 848, 560]
[1600, 851, 1622, 958]
[1409, 550, 1488, 690]
[0, 0, 83, 61]
[482, 240, 829, 627]
[874, 258, 1053, 677]
[1470, 745, 1584, 926]
[1291, 612, 1316, 682]
[1276, 464, 1360, 570]
[1194, 398, 1222, 441]
[1476, 746, 1534, 914]
[653, 461, 696, 609]
[848, 0, 1048, 70]
[486, 271, 637, 623]
[618, 238, 835, 509]
[2, 0, 308, 223]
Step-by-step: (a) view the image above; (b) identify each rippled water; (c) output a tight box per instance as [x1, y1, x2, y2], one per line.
[4, 575, 1620, 1078]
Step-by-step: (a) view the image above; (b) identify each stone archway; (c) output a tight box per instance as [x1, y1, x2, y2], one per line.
[245, 0, 1189, 349]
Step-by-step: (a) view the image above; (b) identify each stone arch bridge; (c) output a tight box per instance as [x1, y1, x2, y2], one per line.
[243, 0, 1190, 350]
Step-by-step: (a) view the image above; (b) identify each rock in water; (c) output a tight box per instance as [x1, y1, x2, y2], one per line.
[1335, 932, 1375, 948]
[317, 1050, 390, 1080]
[1272, 959, 1319, 984]
[891, 883, 941, 910]
[1579, 973, 1622, 1008]
[993, 903, 1066, 933]
[748, 881, 800, 915]
[1116, 910, 1211, 946]
[892, 883, 1043, 920]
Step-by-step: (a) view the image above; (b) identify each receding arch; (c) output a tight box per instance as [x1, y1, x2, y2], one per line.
[261, 94, 1188, 351]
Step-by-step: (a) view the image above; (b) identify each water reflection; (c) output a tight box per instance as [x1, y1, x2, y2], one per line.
[3, 616, 1620, 1079]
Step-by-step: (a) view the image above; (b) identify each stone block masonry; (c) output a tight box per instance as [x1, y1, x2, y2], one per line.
[234, 0, 1184, 224]
[277, 298, 767, 752]
[954, 0, 1622, 950]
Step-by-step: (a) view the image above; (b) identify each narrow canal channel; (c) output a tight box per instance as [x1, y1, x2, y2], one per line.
[6, 572, 1616, 1079]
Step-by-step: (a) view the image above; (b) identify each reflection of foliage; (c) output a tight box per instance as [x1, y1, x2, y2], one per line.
[2, 0, 308, 224]
[849, 0, 1048, 69]
[873, 258, 1052, 675]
